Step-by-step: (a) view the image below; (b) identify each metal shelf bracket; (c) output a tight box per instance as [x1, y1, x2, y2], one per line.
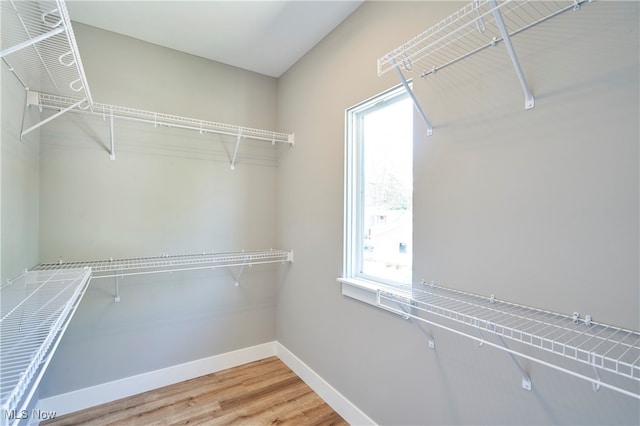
[389, 55, 433, 136]
[231, 129, 243, 170]
[22, 90, 86, 140]
[497, 334, 532, 391]
[109, 107, 115, 160]
[488, 0, 534, 110]
[113, 265, 123, 302]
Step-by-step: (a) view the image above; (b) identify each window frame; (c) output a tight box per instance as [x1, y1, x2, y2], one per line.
[341, 83, 413, 294]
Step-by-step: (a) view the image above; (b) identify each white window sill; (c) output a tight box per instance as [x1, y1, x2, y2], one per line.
[337, 277, 399, 307]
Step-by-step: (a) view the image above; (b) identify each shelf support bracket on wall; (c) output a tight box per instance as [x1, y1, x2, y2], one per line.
[404, 304, 436, 349]
[389, 55, 433, 136]
[230, 129, 243, 170]
[113, 266, 123, 302]
[22, 91, 86, 140]
[489, 0, 535, 110]
[109, 107, 115, 160]
[231, 263, 252, 287]
[493, 333, 532, 391]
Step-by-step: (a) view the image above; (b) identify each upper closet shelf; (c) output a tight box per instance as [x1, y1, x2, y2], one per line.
[1, 0, 93, 106]
[0, 268, 91, 425]
[27, 91, 295, 167]
[33, 249, 294, 279]
[31, 92, 294, 145]
[379, 0, 592, 134]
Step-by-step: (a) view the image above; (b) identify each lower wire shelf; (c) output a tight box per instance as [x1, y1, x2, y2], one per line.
[0, 268, 91, 423]
[377, 281, 640, 400]
[0, 249, 291, 421]
[32, 249, 293, 302]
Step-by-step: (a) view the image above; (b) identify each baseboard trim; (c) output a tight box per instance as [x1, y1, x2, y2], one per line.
[276, 342, 376, 426]
[37, 341, 374, 425]
[36, 341, 277, 417]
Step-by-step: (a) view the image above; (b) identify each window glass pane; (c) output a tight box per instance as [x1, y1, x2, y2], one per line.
[360, 96, 413, 284]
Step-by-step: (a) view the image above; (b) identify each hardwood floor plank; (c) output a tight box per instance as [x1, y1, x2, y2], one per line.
[42, 357, 348, 426]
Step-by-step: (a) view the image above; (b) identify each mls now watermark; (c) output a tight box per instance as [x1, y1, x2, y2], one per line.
[3, 409, 57, 421]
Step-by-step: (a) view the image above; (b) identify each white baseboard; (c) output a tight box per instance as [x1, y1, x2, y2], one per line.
[36, 341, 277, 417]
[37, 341, 374, 425]
[276, 342, 376, 426]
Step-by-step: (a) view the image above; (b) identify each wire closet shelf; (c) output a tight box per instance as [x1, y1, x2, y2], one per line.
[33, 249, 294, 279]
[1, 0, 93, 105]
[32, 92, 295, 146]
[376, 282, 640, 400]
[0, 269, 91, 424]
[378, 0, 590, 78]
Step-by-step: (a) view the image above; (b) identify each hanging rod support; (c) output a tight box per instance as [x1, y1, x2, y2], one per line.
[233, 263, 248, 287]
[489, 0, 535, 110]
[109, 108, 115, 160]
[389, 55, 433, 136]
[230, 130, 243, 170]
[114, 275, 120, 303]
[0, 26, 65, 58]
[21, 93, 86, 140]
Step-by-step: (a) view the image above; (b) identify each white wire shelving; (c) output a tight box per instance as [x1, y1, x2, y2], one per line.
[1, 0, 93, 106]
[376, 281, 640, 400]
[0, 268, 91, 424]
[29, 91, 295, 166]
[378, 0, 593, 134]
[33, 249, 294, 301]
[33, 249, 294, 278]
[2, 0, 294, 164]
[0, 249, 290, 417]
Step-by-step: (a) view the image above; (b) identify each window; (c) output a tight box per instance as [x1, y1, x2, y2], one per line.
[343, 85, 413, 287]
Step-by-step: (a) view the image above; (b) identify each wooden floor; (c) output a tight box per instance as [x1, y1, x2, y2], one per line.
[42, 357, 348, 426]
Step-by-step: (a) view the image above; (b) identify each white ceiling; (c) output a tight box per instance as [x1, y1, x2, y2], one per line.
[66, 1, 364, 78]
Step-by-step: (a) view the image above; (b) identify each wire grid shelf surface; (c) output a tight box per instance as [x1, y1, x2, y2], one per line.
[1, 0, 93, 104]
[378, 0, 589, 77]
[35, 92, 294, 144]
[0, 268, 91, 414]
[33, 249, 294, 278]
[378, 282, 640, 397]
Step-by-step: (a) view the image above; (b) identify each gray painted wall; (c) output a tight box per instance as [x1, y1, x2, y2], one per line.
[276, 1, 638, 425]
[33, 24, 283, 397]
[1, 1, 638, 424]
[1, 60, 40, 283]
